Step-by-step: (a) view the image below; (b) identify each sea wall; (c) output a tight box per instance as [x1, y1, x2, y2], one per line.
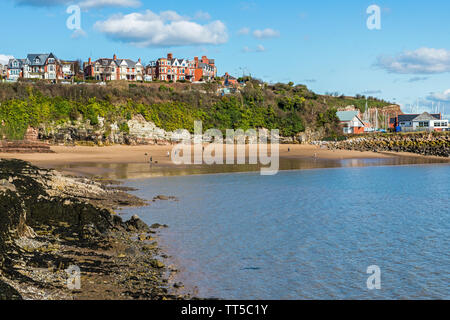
[325, 132, 450, 157]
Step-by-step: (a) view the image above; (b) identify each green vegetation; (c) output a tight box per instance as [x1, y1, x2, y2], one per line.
[0, 80, 393, 140]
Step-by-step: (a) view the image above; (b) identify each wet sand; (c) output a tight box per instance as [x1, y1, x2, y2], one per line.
[0, 144, 447, 179]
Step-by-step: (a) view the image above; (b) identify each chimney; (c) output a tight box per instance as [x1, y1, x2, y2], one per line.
[88, 57, 91, 65]
[167, 53, 173, 60]
[138, 58, 141, 63]
[113, 54, 117, 61]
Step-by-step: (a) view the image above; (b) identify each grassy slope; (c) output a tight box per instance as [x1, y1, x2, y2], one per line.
[0, 80, 394, 140]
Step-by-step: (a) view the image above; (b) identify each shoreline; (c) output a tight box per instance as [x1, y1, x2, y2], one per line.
[0, 159, 190, 300]
[0, 144, 448, 179]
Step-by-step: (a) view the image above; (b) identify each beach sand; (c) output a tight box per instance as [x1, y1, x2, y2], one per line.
[0, 144, 391, 165]
[0, 144, 445, 179]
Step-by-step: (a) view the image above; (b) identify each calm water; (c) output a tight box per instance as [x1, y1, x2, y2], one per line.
[121, 163, 450, 299]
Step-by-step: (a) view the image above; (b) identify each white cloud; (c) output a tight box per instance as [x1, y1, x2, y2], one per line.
[194, 11, 211, 20]
[256, 44, 266, 52]
[408, 76, 429, 83]
[427, 89, 450, 102]
[71, 29, 87, 38]
[0, 54, 14, 65]
[242, 45, 266, 53]
[94, 10, 228, 47]
[79, 0, 141, 9]
[238, 27, 250, 35]
[253, 28, 280, 39]
[376, 48, 450, 74]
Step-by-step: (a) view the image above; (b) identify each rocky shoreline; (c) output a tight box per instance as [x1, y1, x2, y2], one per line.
[0, 159, 190, 300]
[323, 132, 450, 158]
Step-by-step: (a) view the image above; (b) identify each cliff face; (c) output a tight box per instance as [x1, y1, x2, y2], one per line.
[38, 115, 190, 146]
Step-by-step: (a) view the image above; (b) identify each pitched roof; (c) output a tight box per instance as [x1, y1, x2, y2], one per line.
[27, 53, 57, 66]
[118, 59, 137, 68]
[398, 113, 440, 122]
[8, 58, 29, 68]
[413, 112, 440, 121]
[336, 111, 359, 122]
[95, 58, 116, 66]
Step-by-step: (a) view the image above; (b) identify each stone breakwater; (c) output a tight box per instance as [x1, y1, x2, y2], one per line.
[0, 159, 189, 300]
[323, 133, 450, 158]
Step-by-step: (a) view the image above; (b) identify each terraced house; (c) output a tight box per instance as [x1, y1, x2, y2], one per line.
[146, 53, 216, 82]
[147, 53, 192, 82]
[84, 54, 143, 81]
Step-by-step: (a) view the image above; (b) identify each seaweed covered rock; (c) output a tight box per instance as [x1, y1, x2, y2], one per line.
[0, 159, 181, 300]
[0, 159, 145, 236]
[327, 132, 450, 157]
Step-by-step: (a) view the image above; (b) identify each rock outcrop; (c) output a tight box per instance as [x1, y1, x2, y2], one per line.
[0, 159, 184, 300]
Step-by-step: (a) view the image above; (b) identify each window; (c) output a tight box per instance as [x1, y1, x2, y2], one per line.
[418, 122, 429, 127]
[48, 58, 55, 64]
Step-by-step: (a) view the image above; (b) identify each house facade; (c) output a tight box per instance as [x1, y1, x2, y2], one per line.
[391, 113, 448, 132]
[336, 111, 366, 134]
[193, 56, 217, 82]
[145, 53, 217, 82]
[25, 53, 61, 80]
[148, 53, 193, 82]
[6, 58, 24, 81]
[60, 60, 80, 80]
[84, 55, 144, 81]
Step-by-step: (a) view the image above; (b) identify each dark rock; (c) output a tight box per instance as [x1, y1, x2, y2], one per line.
[125, 215, 150, 232]
[150, 223, 168, 229]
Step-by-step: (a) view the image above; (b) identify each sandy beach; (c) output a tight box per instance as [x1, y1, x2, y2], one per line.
[0, 144, 446, 179]
[0, 144, 391, 165]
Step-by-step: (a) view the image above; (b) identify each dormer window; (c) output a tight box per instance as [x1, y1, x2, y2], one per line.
[35, 58, 40, 64]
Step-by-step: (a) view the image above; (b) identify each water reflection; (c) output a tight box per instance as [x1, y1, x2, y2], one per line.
[50, 155, 449, 180]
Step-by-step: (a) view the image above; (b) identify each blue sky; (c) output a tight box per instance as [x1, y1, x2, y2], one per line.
[1, 0, 450, 117]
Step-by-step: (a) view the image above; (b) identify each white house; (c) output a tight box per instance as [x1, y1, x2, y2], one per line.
[411, 112, 449, 131]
